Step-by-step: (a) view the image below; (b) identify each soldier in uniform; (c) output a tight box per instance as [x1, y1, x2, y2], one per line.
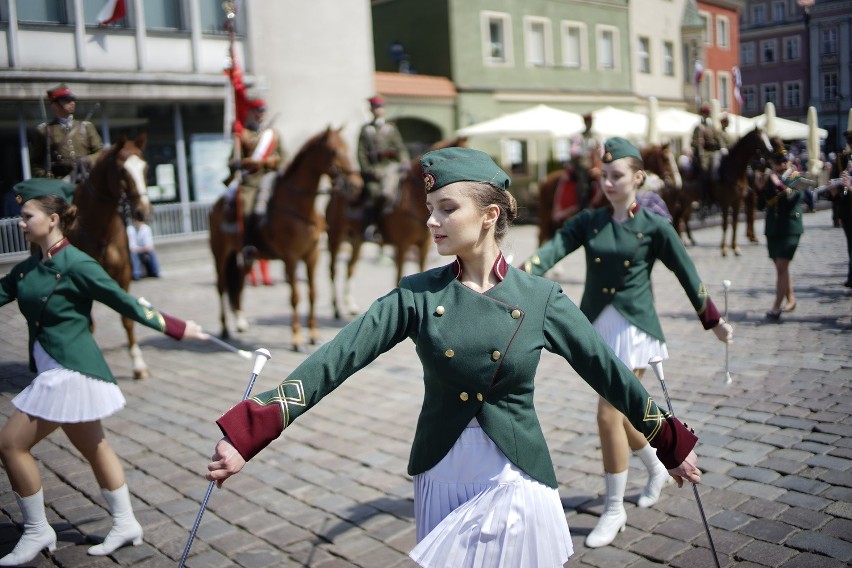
[0, 179, 206, 565]
[231, 97, 283, 240]
[521, 137, 732, 549]
[758, 147, 806, 319]
[691, 104, 722, 202]
[357, 96, 409, 238]
[30, 84, 103, 182]
[205, 147, 703, 566]
[570, 112, 602, 210]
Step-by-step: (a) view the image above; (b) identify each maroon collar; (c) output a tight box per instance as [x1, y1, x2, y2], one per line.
[46, 237, 70, 260]
[452, 252, 509, 282]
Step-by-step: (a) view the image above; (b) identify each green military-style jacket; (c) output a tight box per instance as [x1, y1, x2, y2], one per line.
[0, 242, 184, 384]
[218, 258, 696, 489]
[523, 207, 718, 341]
[31, 118, 103, 178]
[757, 180, 804, 237]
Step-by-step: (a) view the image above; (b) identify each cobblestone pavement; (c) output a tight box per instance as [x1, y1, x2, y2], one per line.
[0, 209, 850, 567]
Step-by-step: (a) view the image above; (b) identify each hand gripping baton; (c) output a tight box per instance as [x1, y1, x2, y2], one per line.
[177, 348, 271, 568]
[648, 356, 722, 568]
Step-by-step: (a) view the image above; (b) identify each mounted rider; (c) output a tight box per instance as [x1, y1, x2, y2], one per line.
[31, 84, 103, 184]
[691, 103, 724, 200]
[357, 96, 409, 239]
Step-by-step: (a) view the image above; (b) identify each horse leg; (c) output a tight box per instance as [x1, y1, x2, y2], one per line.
[123, 317, 149, 380]
[283, 260, 304, 352]
[305, 248, 321, 346]
[731, 198, 742, 256]
[345, 239, 363, 316]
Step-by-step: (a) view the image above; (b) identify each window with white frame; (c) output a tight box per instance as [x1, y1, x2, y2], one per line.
[699, 11, 712, 45]
[741, 42, 756, 66]
[762, 83, 779, 106]
[663, 41, 674, 76]
[718, 73, 731, 108]
[716, 16, 730, 49]
[596, 25, 620, 70]
[752, 4, 766, 25]
[16, 0, 66, 23]
[743, 86, 757, 111]
[822, 72, 838, 101]
[783, 82, 801, 108]
[772, 1, 785, 22]
[822, 28, 838, 55]
[783, 36, 800, 60]
[561, 21, 587, 69]
[524, 16, 552, 66]
[761, 39, 777, 64]
[482, 12, 514, 66]
[638, 36, 651, 73]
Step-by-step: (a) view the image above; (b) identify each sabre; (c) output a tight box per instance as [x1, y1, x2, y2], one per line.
[648, 356, 722, 568]
[177, 348, 272, 568]
[722, 280, 732, 385]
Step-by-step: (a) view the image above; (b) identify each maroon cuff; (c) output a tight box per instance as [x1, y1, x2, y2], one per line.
[216, 400, 283, 462]
[650, 417, 698, 469]
[162, 312, 186, 339]
[698, 298, 721, 330]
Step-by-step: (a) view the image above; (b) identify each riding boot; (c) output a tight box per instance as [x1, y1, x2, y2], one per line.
[0, 489, 57, 566]
[585, 471, 628, 548]
[88, 484, 143, 556]
[635, 444, 671, 508]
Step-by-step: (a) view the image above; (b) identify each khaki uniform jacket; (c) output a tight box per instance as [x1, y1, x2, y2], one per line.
[217, 260, 697, 489]
[31, 118, 103, 178]
[357, 120, 409, 177]
[523, 208, 719, 341]
[0, 243, 185, 384]
[757, 179, 804, 237]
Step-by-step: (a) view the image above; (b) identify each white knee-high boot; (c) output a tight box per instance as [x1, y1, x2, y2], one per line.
[635, 443, 672, 508]
[0, 489, 57, 566]
[87, 484, 143, 556]
[585, 470, 628, 548]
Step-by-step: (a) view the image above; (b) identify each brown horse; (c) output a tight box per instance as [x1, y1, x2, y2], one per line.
[209, 127, 361, 349]
[683, 127, 771, 256]
[325, 137, 467, 319]
[68, 134, 152, 379]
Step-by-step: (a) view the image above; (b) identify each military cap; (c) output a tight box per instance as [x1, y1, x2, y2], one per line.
[368, 96, 386, 108]
[47, 83, 75, 102]
[420, 147, 510, 193]
[14, 178, 75, 205]
[601, 137, 642, 164]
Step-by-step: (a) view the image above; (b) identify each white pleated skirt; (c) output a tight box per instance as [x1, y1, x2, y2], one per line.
[409, 419, 573, 568]
[12, 341, 126, 423]
[593, 305, 668, 370]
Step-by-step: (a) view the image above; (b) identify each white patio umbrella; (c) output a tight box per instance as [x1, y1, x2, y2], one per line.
[456, 104, 585, 139]
[591, 106, 648, 140]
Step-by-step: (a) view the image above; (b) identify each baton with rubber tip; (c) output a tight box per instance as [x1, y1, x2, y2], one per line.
[177, 348, 271, 568]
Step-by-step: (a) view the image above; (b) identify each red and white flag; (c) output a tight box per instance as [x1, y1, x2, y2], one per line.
[693, 60, 704, 104]
[732, 65, 743, 106]
[97, 0, 126, 25]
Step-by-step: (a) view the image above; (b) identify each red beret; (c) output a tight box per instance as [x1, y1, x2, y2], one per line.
[369, 96, 386, 108]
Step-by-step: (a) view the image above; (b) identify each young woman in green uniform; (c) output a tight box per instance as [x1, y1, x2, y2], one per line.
[0, 179, 207, 565]
[205, 147, 703, 567]
[522, 137, 732, 549]
[757, 148, 805, 320]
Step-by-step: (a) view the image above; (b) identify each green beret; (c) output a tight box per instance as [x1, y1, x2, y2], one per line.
[420, 147, 511, 193]
[602, 137, 642, 163]
[14, 178, 75, 205]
